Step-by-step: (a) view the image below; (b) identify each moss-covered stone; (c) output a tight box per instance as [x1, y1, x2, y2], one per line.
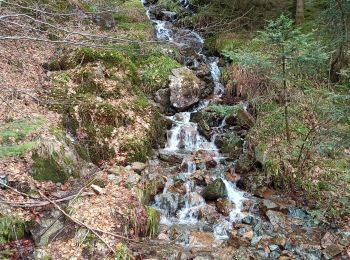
[31, 132, 85, 183]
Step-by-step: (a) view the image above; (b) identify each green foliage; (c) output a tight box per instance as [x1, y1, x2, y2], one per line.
[209, 104, 243, 118]
[0, 142, 36, 158]
[0, 118, 45, 144]
[0, 118, 45, 158]
[146, 207, 160, 238]
[0, 216, 26, 243]
[115, 242, 132, 260]
[141, 54, 180, 93]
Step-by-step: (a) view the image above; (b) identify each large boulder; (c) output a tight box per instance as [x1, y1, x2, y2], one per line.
[191, 110, 223, 140]
[202, 179, 227, 200]
[31, 133, 93, 183]
[169, 67, 207, 111]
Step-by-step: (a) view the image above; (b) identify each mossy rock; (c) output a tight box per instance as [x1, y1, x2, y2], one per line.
[202, 179, 227, 200]
[215, 132, 243, 160]
[31, 132, 86, 183]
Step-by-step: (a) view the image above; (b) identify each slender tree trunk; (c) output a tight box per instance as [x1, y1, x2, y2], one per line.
[295, 0, 304, 25]
[282, 56, 291, 144]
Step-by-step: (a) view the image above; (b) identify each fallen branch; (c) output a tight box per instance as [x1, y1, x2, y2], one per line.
[0, 192, 95, 208]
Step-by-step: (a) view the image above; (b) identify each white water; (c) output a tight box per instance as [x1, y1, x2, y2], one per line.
[141, 0, 247, 241]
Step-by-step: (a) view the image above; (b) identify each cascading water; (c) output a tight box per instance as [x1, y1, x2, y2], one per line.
[141, 0, 247, 243]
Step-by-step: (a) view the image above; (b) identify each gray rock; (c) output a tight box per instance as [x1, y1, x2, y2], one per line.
[126, 173, 141, 186]
[169, 67, 206, 111]
[269, 244, 279, 251]
[202, 179, 227, 200]
[251, 235, 263, 246]
[266, 210, 288, 231]
[159, 149, 187, 164]
[288, 206, 308, 219]
[131, 162, 147, 173]
[154, 88, 171, 110]
[30, 210, 65, 246]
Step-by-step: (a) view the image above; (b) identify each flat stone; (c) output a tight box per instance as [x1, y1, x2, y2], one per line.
[189, 232, 214, 247]
[30, 210, 64, 246]
[323, 244, 344, 259]
[321, 231, 337, 249]
[91, 184, 103, 194]
[131, 162, 147, 173]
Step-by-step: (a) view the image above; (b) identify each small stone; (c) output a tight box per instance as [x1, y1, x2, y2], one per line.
[251, 235, 263, 246]
[269, 244, 279, 251]
[157, 233, 170, 241]
[242, 215, 255, 225]
[131, 162, 147, 173]
[91, 184, 103, 194]
[126, 174, 141, 186]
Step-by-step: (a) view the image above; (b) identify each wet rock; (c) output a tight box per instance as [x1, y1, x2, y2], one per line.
[178, 125, 197, 149]
[189, 232, 214, 246]
[159, 149, 187, 164]
[193, 150, 217, 169]
[191, 110, 222, 140]
[131, 162, 147, 173]
[30, 210, 65, 246]
[216, 198, 235, 216]
[241, 215, 256, 225]
[158, 192, 184, 215]
[188, 192, 205, 207]
[224, 171, 240, 182]
[160, 10, 177, 21]
[266, 210, 288, 232]
[169, 67, 206, 111]
[167, 181, 187, 194]
[235, 153, 254, 175]
[195, 64, 211, 79]
[198, 205, 219, 224]
[202, 179, 226, 200]
[323, 244, 344, 259]
[189, 170, 207, 186]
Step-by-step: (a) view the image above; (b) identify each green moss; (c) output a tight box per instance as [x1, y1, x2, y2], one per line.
[146, 207, 160, 238]
[120, 138, 152, 163]
[141, 54, 180, 93]
[0, 215, 27, 244]
[0, 142, 36, 158]
[0, 118, 45, 144]
[31, 152, 70, 183]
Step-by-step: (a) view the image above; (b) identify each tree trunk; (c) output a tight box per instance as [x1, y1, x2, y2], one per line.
[282, 55, 291, 144]
[295, 0, 304, 25]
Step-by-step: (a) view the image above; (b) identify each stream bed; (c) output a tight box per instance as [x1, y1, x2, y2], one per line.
[135, 1, 350, 259]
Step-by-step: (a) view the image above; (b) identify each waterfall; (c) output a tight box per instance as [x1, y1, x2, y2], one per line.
[140, 0, 247, 242]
